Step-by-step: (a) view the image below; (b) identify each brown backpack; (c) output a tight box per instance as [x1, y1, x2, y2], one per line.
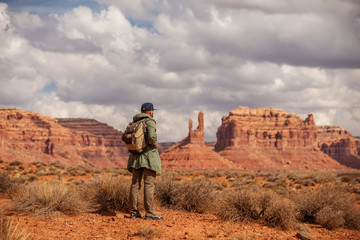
[123, 118, 150, 153]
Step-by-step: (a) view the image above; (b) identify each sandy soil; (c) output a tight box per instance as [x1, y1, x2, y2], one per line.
[4, 206, 359, 240]
[1, 163, 360, 239]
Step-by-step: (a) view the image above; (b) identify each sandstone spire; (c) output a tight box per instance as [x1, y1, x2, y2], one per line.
[188, 111, 204, 145]
[160, 111, 233, 171]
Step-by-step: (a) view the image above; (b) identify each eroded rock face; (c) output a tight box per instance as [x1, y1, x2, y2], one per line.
[215, 106, 346, 171]
[317, 126, 360, 169]
[161, 112, 234, 171]
[0, 108, 128, 167]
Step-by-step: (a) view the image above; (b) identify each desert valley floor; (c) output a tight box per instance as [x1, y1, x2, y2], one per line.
[1, 161, 360, 240]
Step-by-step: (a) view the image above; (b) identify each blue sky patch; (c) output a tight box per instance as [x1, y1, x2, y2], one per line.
[2, 0, 104, 15]
[42, 81, 57, 92]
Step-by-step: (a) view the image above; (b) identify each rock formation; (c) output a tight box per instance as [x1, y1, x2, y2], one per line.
[0, 108, 128, 167]
[317, 126, 360, 169]
[161, 112, 234, 171]
[215, 106, 347, 171]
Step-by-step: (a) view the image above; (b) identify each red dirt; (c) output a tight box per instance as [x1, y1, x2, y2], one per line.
[1, 162, 360, 239]
[1, 205, 358, 240]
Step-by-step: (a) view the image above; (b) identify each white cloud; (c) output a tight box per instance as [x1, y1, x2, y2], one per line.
[0, 1, 359, 141]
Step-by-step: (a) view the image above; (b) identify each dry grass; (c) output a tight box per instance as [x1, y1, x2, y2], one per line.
[155, 176, 216, 213]
[0, 209, 29, 240]
[291, 184, 360, 230]
[216, 188, 299, 230]
[174, 178, 216, 213]
[80, 176, 130, 212]
[8, 181, 91, 217]
[133, 224, 161, 239]
[155, 174, 181, 207]
[0, 173, 13, 194]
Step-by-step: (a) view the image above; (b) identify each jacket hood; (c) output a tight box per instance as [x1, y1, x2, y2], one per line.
[133, 113, 153, 122]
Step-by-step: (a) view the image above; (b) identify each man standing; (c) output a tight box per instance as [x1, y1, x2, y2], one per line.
[122, 102, 163, 220]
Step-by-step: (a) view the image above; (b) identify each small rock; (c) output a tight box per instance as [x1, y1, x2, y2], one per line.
[116, 213, 124, 218]
[295, 231, 314, 240]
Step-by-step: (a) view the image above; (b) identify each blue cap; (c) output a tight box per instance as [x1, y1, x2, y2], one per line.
[141, 102, 156, 111]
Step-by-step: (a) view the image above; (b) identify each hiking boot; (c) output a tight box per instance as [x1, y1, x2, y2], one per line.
[145, 214, 164, 220]
[130, 212, 144, 219]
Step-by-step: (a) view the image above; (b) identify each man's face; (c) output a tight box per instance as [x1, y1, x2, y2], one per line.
[149, 110, 154, 117]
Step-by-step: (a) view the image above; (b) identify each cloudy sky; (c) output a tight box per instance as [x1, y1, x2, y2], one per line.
[0, 0, 359, 142]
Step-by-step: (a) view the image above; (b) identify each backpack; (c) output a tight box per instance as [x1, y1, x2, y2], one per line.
[123, 118, 150, 153]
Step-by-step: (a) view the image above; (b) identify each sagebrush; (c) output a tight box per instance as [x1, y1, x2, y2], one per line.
[80, 176, 130, 212]
[155, 176, 215, 213]
[0, 173, 13, 194]
[216, 188, 299, 230]
[291, 184, 360, 230]
[9, 181, 91, 217]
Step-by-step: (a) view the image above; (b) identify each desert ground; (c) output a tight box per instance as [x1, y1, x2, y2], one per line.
[1, 160, 360, 240]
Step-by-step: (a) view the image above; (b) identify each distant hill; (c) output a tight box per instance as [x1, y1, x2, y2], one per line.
[0, 108, 128, 167]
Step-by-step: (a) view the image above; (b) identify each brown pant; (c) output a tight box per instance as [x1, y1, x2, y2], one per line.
[129, 167, 156, 216]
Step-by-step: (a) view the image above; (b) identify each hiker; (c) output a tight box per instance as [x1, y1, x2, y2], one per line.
[122, 102, 163, 220]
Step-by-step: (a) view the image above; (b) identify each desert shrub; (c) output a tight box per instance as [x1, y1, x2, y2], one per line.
[49, 162, 65, 169]
[262, 182, 274, 188]
[174, 178, 216, 213]
[216, 188, 299, 230]
[155, 176, 216, 213]
[32, 162, 47, 168]
[25, 176, 37, 182]
[0, 210, 29, 240]
[9, 161, 22, 167]
[213, 182, 225, 191]
[80, 177, 130, 212]
[155, 174, 181, 207]
[9, 181, 91, 217]
[0, 173, 13, 194]
[5, 166, 15, 171]
[231, 180, 243, 188]
[340, 176, 351, 183]
[291, 184, 360, 230]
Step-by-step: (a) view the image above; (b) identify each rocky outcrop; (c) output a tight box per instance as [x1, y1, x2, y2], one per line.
[215, 106, 347, 171]
[317, 126, 360, 169]
[161, 112, 234, 171]
[0, 108, 128, 167]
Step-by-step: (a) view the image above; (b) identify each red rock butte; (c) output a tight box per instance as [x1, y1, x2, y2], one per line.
[214, 106, 348, 171]
[317, 126, 360, 169]
[0, 108, 128, 167]
[160, 112, 234, 171]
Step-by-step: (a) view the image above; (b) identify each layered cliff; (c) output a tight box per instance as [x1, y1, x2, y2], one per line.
[161, 112, 234, 171]
[0, 108, 128, 167]
[215, 107, 347, 171]
[317, 126, 360, 168]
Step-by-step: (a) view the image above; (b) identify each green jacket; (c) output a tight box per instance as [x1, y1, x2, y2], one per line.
[122, 113, 161, 174]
